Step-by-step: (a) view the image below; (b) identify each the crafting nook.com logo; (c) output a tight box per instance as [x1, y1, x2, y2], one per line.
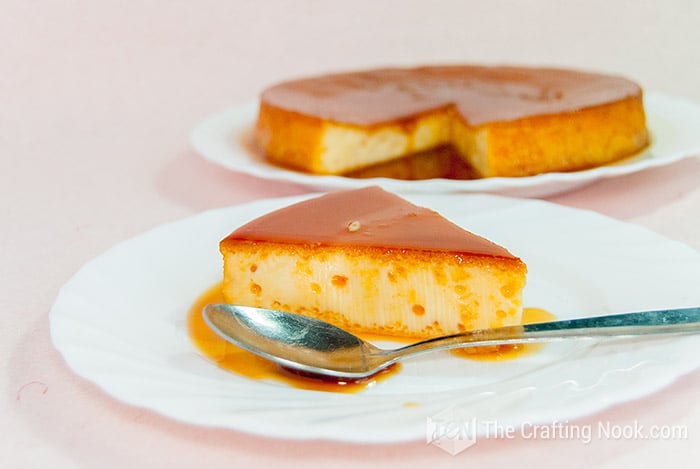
[426, 407, 689, 455]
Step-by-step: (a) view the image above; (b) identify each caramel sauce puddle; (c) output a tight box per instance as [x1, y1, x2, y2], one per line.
[188, 283, 553, 393]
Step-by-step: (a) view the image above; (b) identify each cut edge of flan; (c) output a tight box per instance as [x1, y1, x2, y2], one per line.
[255, 101, 454, 175]
[219, 187, 527, 338]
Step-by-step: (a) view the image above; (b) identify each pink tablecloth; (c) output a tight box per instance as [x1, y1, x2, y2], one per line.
[3, 1, 700, 467]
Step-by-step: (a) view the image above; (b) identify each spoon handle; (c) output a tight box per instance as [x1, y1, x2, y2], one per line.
[387, 306, 700, 359]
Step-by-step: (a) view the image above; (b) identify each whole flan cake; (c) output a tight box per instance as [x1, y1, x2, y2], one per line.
[255, 65, 649, 178]
[219, 187, 527, 338]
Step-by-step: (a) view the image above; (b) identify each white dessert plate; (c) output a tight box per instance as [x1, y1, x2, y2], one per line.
[191, 92, 700, 197]
[50, 193, 700, 443]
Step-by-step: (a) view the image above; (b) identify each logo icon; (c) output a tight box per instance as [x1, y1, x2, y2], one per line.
[426, 407, 477, 455]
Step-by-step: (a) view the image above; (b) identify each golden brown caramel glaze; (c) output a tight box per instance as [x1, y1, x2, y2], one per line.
[261, 65, 643, 126]
[223, 186, 516, 258]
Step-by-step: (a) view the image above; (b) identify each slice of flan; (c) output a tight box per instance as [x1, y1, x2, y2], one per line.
[219, 187, 527, 338]
[255, 65, 649, 178]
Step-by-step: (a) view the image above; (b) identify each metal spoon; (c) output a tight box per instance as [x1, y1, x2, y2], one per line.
[202, 304, 700, 379]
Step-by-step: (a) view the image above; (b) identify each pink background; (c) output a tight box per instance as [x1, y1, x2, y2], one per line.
[2, 1, 699, 467]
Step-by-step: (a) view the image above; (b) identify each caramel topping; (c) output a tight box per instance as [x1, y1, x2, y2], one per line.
[224, 187, 516, 258]
[261, 65, 642, 126]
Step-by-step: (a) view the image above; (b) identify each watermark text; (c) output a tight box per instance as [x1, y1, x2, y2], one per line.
[427, 409, 688, 455]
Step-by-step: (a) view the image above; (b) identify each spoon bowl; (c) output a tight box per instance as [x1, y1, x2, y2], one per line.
[203, 304, 700, 379]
